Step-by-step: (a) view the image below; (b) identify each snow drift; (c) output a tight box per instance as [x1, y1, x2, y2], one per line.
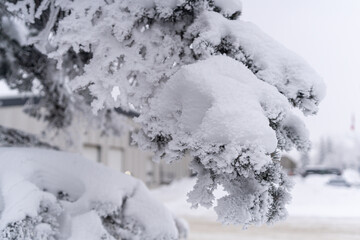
[0, 148, 187, 240]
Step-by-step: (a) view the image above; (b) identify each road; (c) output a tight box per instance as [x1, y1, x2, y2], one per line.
[184, 216, 360, 240]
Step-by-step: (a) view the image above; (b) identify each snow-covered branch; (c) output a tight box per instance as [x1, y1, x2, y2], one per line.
[3, 0, 325, 226]
[0, 125, 57, 149]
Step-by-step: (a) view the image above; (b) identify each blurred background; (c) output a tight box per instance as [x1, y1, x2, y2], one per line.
[1, 0, 360, 239]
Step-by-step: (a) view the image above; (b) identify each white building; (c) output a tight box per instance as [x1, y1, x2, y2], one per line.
[0, 96, 191, 188]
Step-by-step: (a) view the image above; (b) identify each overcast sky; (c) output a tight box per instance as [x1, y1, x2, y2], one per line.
[1, 0, 360, 142]
[242, 0, 360, 141]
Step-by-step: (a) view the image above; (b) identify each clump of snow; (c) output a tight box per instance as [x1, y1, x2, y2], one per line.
[146, 55, 288, 154]
[213, 0, 242, 19]
[188, 11, 325, 115]
[0, 148, 186, 240]
[276, 113, 310, 152]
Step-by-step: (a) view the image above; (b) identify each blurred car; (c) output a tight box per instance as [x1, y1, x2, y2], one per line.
[326, 176, 351, 187]
[301, 167, 342, 177]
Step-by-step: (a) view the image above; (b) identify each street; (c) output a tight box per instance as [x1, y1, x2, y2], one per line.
[185, 216, 360, 240]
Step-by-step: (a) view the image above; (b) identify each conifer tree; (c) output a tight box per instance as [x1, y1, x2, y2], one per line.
[0, 0, 325, 225]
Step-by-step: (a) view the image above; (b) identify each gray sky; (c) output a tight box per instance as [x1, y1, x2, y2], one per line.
[242, 0, 360, 141]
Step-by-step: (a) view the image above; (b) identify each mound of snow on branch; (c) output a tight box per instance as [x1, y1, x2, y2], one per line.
[0, 148, 187, 240]
[143, 55, 289, 155]
[136, 56, 296, 225]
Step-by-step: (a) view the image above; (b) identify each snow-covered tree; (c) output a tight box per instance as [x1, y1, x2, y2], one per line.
[316, 137, 342, 167]
[0, 148, 188, 240]
[314, 135, 360, 170]
[299, 151, 310, 170]
[1, 0, 325, 226]
[316, 137, 327, 165]
[0, 3, 125, 139]
[0, 125, 58, 149]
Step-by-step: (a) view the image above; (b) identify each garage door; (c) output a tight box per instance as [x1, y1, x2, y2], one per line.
[83, 145, 101, 163]
[107, 148, 123, 172]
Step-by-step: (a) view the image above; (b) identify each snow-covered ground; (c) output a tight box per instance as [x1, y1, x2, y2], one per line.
[153, 174, 360, 219]
[289, 174, 360, 218]
[152, 173, 360, 239]
[0, 82, 18, 97]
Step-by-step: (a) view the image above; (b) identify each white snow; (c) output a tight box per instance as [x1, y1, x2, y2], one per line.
[343, 169, 360, 185]
[0, 82, 18, 97]
[213, 0, 242, 17]
[149, 55, 289, 153]
[68, 212, 110, 240]
[189, 11, 325, 115]
[288, 175, 360, 218]
[0, 148, 186, 239]
[152, 174, 360, 220]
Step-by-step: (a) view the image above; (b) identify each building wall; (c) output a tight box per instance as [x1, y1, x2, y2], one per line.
[0, 105, 191, 188]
